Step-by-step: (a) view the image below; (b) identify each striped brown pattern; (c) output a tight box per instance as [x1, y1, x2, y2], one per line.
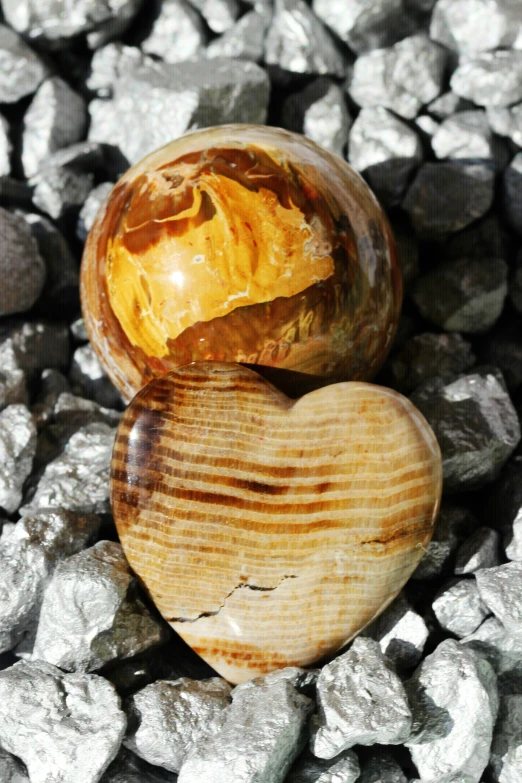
[111, 363, 442, 683]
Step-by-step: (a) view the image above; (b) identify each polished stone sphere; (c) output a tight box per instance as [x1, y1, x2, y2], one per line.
[80, 125, 401, 400]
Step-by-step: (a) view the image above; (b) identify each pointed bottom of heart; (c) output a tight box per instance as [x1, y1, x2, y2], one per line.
[111, 362, 443, 684]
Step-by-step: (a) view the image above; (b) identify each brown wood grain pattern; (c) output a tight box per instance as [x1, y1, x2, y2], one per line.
[111, 362, 442, 683]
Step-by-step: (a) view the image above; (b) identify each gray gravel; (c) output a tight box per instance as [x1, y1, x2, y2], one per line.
[207, 10, 267, 62]
[0, 208, 46, 317]
[0, 24, 49, 104]
[143, 0, 207, 62]
[451, 51, 522, 107]
[430, 0, 522, 54]
[432, 578, 491, 638]
[362, 592, 429, 670]
[0, 405, 36, 515]
[455, 527, 501, 575]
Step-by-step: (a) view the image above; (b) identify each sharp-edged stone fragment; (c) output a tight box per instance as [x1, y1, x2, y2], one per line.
[286, 747, 360, 783]
[402, 162, 495, 239]
[0, 509, 99, 654]
[312, 0, 417, 54]
[102, 747, 179, 783]
[1, 0, 143, 48]
[390, 332, 475, 394]
[69, 343, 123, 409]
[0, 114, 11, 176]
[431, 110, 493, 161]
[187, 0, 239, 32]
[451, 51, 522, 108]
[428, 90, 474, 119]
[476, 562, 522, 640]
[20, 421, 116, 517]
[21, 77, 87, 179]
[311, 637, 412, 758]
[0, 339, 28, 410]
[265, 0, 345, 77]
[0, 405, 36, 515]
[362, 592, 429, 670]
[282, 78, 351, 158]
[89, 58, 270, 165]
[143, 0, 207, 63]
[357, 751, 407, 783]
[491, 457, 522, 561]
[0, 319, 70, 383]
[430, 0, 522, 54]
[503, 152, 522, 236]
[348, 35, 446, 120]
[412, 504, 477, 580]
[0, 747, 29, 783]
[22, 213, 79, 314]
[0, 208, 46, 317]
[124, 677, 232, 772]
[86, 43, 154, 98]
[178, 679, 312, 782]
[462, 616, 522, 677]
[77, 181, 113, 241]
[414, 114, 439, 137]
[348, 106, 422, 207]
[411, 369, 520, 492]
[411, 255, 508, 333]
[0, 24, 49, 104]
[489, 693, 522, 783]
[207, 10, 266, 61]
[30, 166, 94, 221]
[30, 540, 167, 671]
[455, 527, 501, 575]
[0, 660, 126, 783]
[405, 639, 498, 783]
[488, 105, 522, 157]
[433, 578, 490, 638]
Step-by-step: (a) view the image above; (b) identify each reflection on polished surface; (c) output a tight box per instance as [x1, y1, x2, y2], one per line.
[81, 125, 401, 400]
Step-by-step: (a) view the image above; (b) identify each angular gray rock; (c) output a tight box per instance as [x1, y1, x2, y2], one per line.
[0, 114, 11, 176]
[0, 339, 29, 411]
[487, 103, 522, 148]
[489, 694, 522, 783]
[0, 405, 36, 515]
[69, 343, 123, 410]
[207, 10, 266, 62]
[411, 255, 508, 333]
[86, 43, 154, 98]
[0, 508, 100, 653]
[462, 616, 522, 677]
[455, 527, 501, 575]
[428, 90, 474, 119]
[77, 181, 113, 241]
[451, 51, 522, 108]
[490, 457, 522, 561]
[405, 639, 498, 783]
[187, 0, 240, 32]
[0, 660, 126, 783]
[265, 0, 345, 77]
[89, 58, 270, 165]
[430, 0, 522, 54]
[282, 78, 351, 158]
[433, 578, 490, 638]
[402, 162, 495, 239]
[1, 0, 143, 48]
[124, 677, 232, 772]
[30, 165, 94, 221]
[0, 208, 46, 317]
[143, 0, 207, 63]
[431, 110, 493, 161]
[349, 35, 446, 120]
[390, 332, 475, 394]
[503, 152, 522, 236]
[311, 637, 412, 758]
[286, 748, 360, 783]
[102, 747, 179, 783]
[412, 369, 520, 491]
[362, 592, 429, 670]
[0, 319, 70, 383]
[0, 24, 49, 104]
[30, 540, 167, 671]
[21, 77, 87, 179]
[476, 562, 522, 640]
[19, 421, 117, 517]
[357, 752, 407, 783]
[178, 679, 313, 782]
[348, 106, 422, 207]
[312, 0, 418, 54]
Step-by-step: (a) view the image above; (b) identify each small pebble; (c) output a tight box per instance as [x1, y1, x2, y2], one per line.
[450, 51, 522, 108]
[488, 102, 522, 149]
[476, 562, 522, 640]
[362, 592, 429, 670]
[86, 43, 153, 98]
[0, 339, 28, 411]
[0, 318, 70, 383]
[286, 747, 360, 783]
[207, 10, 266, 62]
[462, 616, 522, 677]
[143, 0, 207, 63]
[77, 181, 113, 241]
[0, 208, 46, 317]
[430, 0, 522, 54]
[432, 578, 490, 638]
[428, 90, 474, 119]
[187, 0, 240, 32]
[0, 405, 36, 515]
[283, 77, 351, 158]
[0, 24, 49, 104]
[69, 343, 123, 409]
[431, 110, 493, 161]
[30, 166, 94, 221]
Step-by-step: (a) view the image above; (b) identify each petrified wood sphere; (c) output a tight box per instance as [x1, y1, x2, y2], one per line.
[111, 363, 443, 684]
[81, 125, 401, 400]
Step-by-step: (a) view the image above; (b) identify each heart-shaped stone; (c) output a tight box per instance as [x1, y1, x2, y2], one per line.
[111, 363, 442, 683]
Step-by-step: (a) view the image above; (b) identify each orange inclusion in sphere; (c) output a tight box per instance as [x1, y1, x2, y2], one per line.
[80, 125, 402, 401]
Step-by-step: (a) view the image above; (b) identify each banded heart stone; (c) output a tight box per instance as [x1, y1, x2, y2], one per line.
[111, 363, 442, 684]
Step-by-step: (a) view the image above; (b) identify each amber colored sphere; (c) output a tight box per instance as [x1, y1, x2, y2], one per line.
[80, 125, 402, 400]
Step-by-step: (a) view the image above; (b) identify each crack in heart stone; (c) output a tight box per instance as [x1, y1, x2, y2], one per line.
[110, 362, 442, 683]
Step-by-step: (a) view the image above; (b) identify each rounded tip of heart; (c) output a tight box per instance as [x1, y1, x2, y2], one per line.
[110, 361, 442, 684]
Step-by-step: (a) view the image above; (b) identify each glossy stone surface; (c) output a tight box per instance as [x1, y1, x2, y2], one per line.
[81, 125, 401, 401]
[110, 362, 442, 683]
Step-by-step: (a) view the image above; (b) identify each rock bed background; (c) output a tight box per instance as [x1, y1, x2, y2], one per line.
[0, 0, 521, 781]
